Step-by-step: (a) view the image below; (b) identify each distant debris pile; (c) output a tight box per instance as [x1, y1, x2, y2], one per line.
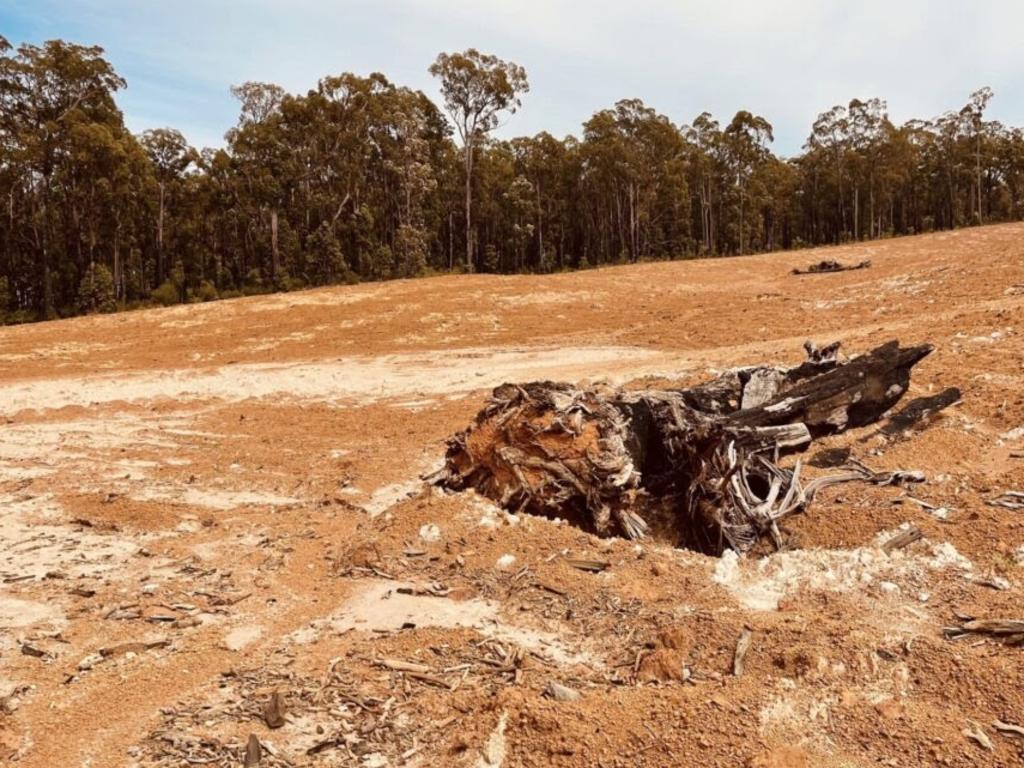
[792, 259, 872, 275]
[431, 341, 949, 555]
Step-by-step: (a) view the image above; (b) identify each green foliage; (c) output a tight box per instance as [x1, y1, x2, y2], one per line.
[305, 223, 347, 285]
[243, 268, 267, 295]
[150, 280, 179, 307]
[0, 35, 1022, 325]
[76, 263, 117, 314]
[196, 280, 219, 302]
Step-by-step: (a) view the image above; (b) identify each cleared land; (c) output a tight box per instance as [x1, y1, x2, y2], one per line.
[0, 223, 1023, 767]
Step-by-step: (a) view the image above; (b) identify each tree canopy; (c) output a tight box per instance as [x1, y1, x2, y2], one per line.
[2, 35, 1023, 323]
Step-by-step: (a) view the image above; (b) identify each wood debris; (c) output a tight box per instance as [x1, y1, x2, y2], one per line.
[262, 690, 287, 729]
[564, 558, 610, 573]
[243, 733, 262, 767]
[963, 720, 995, 751]
[792, 259, 871, 275]
[881, 526, 924, 554]
[944, 618, 1024, 645]
[431, 340, 934, 554]
[993, 720, 1024, 739]
[98, 639, 169, 658]
[988, 491, 1024, 510]
[732, 628, 753, 677]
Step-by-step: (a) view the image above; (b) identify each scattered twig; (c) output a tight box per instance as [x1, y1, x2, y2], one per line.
[733, 628, 753, 677]
[963, 720, 994, 751]
[564, 558, 610, 573]
[881, 526, 923, 554]
[988, 491, 1024, 510]
[993, 720, 1024, 739]
[944, 618, 1024, 645]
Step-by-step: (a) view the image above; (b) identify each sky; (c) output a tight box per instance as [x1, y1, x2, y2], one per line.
[3, 0, 1024, 157]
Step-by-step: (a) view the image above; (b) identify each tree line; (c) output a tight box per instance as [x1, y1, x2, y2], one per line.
[2, 37, 1022, 322]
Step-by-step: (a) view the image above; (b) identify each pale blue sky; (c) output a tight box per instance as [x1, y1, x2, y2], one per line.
[3, 0, 1023, 155]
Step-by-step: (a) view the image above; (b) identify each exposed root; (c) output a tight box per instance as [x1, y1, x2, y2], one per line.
[430, 341, 940, 555]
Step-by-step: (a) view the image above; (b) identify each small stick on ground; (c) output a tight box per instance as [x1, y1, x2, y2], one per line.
[963, 721, 995, 751]
[993, 720, 1024, 739]
[733, 628, 753, 677]
[881, 526, 923, 554]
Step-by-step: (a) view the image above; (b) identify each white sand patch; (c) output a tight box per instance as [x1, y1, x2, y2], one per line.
[0, 340, 109, 363]
[0, 493, 142, 581]
[317, 580, 592, 665]
[713, 533, 973, 611]
[0, 416, 190, 467]
[360, 480, 423, 517]
[0, 346, 667, 414]
[222, 625, 262, 651]
[0, 596, 62, 630]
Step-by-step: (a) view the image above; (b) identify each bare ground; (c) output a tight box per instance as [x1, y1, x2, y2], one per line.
[0, 224, 1023, 767]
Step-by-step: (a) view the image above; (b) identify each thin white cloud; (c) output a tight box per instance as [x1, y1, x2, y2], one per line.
[10, 0, 1024, 154]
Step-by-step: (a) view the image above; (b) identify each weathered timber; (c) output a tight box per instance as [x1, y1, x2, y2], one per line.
[431, 340, 933, 554]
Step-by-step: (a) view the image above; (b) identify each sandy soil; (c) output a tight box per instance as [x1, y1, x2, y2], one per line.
[0, 223, 1022, 767]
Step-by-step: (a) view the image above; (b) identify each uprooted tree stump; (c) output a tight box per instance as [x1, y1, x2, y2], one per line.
[430, 340, 940, 555]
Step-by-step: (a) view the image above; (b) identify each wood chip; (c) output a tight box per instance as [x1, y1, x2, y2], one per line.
[98, 639, 169, 658]
[263, 690, 286, 729]
[377, 658, 432, 674]
[243, 733, 262, 767]
[564, 558, 610, 573]
[733, 628, 753, 676]
[881, 526, 923, 554]
[20, 643, 47, 658]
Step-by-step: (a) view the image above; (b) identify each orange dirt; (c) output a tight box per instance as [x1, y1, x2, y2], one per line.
[0, 224, 1022, 767]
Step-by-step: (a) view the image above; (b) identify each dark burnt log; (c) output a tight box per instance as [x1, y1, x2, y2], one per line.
[725, 341, 934, 435]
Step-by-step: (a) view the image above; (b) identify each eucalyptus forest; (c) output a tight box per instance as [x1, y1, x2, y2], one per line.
[2, 36, 1022, 322]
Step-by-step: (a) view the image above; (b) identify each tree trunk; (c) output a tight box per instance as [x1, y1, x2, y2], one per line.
[739, 184, 745, 255]
[854, 186, 859, 240]
[41, 174, 55, 320]
[976, 134, 983, 224]
[270, 208, 280, 278]
[536, 180, 544, 272]
[464, 141, 474, 272]
[157, 181, 166, 283]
